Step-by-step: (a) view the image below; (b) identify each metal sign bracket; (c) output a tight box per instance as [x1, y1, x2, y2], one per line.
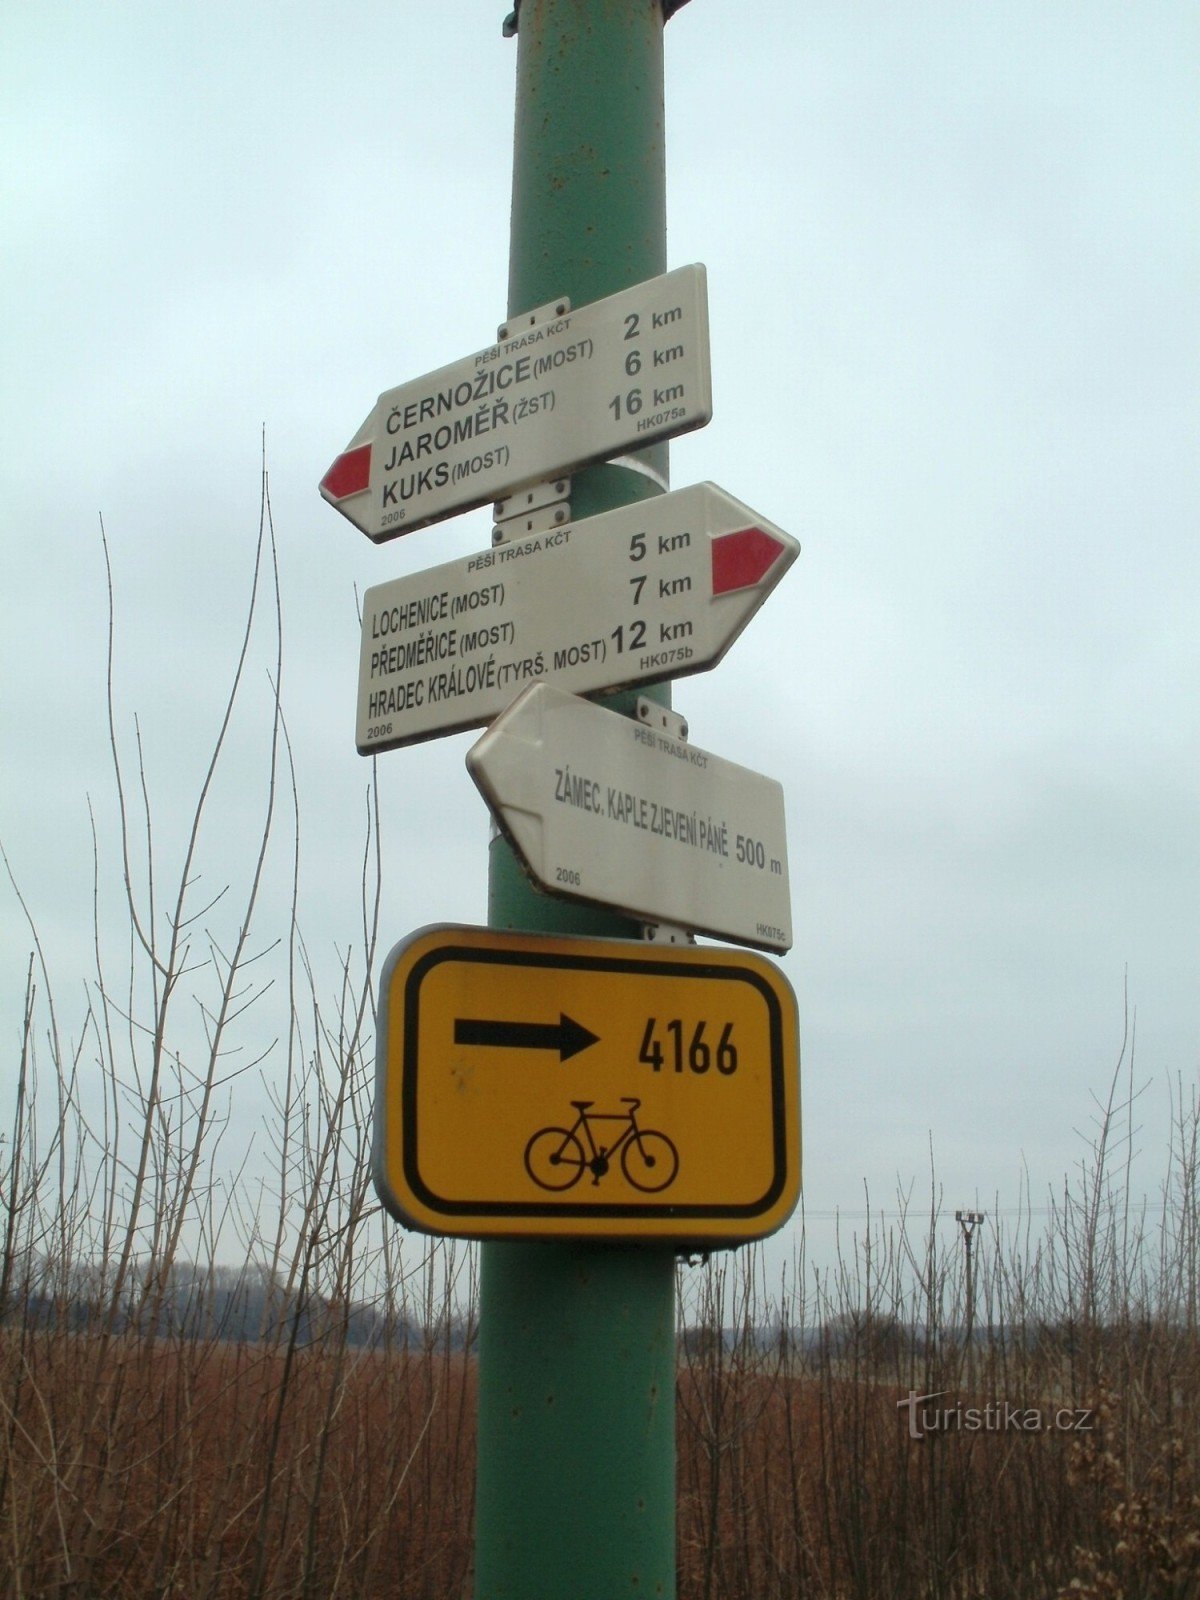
[492, 294, 574, 543]
[493, 476, 571, 543]
[642, 921, 696, 946]
[635, 699, 694, 944]
[635, 697, 689, 744]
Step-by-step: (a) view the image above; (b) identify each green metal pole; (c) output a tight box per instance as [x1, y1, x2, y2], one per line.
[475, 3, 677, 1596]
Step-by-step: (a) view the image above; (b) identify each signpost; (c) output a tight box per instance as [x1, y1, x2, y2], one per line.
[466, 683, 793, 952]
[319, 6, 804, 1593]
[373, 925, 800, 1243]
[356, 481, 798, 752]
[320, 264, 712, 542]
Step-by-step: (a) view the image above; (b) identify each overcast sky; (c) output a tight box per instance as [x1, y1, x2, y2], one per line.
[3, 1, 1196, 1279]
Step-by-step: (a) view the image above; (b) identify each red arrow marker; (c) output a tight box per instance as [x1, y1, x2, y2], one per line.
[320, 443, 372, 501]
[711, 525, 786, 596]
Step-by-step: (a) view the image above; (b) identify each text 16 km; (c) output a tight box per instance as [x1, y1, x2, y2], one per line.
[639, 1019, 738, 1075]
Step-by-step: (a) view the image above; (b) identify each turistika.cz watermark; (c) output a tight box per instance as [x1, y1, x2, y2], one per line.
[897, 1390, 1095, 1441]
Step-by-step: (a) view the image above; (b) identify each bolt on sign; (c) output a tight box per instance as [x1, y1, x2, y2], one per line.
[372, 925, 801, 1244]
[321, 264, 712, 542]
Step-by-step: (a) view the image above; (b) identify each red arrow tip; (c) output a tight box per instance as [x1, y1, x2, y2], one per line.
[320, 443, 372, 501]
[711, 526, 785, 596]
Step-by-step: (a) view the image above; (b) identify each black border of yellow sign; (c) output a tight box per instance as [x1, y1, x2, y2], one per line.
[373, 924, 801, 1243]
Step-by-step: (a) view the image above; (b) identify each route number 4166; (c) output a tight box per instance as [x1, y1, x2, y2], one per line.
[638, 1018, 738, 1076]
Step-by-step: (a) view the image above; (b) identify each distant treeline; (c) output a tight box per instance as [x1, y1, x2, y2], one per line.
[3, 1260, 475, 1350]
[9, 1263, 1135, 1362]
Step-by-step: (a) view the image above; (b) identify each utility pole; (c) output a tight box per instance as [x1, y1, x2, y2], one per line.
[324, 6, 799, 1595]
[475, 3, 678, 1596]
[955, 1208, 985, 1390]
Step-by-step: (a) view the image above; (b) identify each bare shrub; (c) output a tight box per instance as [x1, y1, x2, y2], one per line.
[676, 1068, 1199, 1599]
[0, 461, 474, 1598]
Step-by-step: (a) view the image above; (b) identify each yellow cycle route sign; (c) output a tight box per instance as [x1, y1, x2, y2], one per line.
[373, 924, 801, 1243]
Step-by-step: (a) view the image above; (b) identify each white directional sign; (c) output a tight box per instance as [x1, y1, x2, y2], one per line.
[466, 684, 792, 952]
[357, 482, 799, 753]
[320, 265, 711, 542]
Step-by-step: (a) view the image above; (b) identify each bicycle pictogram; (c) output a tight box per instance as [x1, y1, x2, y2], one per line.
[524, 1098, 680, 1193]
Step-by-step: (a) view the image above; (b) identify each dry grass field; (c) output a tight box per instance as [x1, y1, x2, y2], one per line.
[3, 510, 1196, 1596]
[2, 1287, 1197, 1598]
[1, 1330, 475, 1598]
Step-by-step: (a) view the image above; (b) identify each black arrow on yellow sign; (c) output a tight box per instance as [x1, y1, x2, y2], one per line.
[453, 1014, 600, 1062]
